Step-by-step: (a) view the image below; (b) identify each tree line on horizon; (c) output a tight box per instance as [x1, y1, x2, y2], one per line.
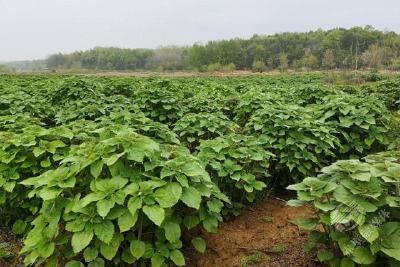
[8, 26, 400, 72]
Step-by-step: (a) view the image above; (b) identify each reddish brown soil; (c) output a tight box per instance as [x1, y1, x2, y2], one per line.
[0, 228, 22, 267]
[186, 198, 319, 267]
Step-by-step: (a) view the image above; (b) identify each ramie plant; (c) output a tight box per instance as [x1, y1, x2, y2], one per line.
[288, 151, 400, 266]
[4, 126, 229, 266]
[198, 134, 274, 216]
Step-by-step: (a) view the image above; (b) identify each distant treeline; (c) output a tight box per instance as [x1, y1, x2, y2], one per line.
[26, 26, 400, 72]
[1, 60, 46, 72]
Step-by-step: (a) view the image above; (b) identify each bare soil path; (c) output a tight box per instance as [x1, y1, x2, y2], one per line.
[187, 198, 319, 267]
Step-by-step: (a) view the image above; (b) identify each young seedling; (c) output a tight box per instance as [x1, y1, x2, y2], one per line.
[270, 244, 286, 254]
[241, 251, 262, 267]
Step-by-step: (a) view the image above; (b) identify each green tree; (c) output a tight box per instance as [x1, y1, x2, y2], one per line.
[222, 63, 236, 72]
[207, 63, 223, 72]
[302, 49, 319, 70]
[252, 60, 266, 73]
[292, 59, 304, 71]
[361, 44, 385, 68]
[389, 57, 400, 70]
[254, 45, 267, 61]
[279, 53, 289, 72]
[322, 49, 336, 69]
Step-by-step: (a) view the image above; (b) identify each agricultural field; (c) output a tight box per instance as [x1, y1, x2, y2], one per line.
[0, 72, 400, 267]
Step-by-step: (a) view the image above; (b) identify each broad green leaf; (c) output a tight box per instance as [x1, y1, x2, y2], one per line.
[106, 206, 126, 220]
[386, 196, 400, 207]
[338, 238, 355, 256]
[103, 152, 125, 166]
[317, 250, 334, 262]
[128, 197, 142, 215]
[358, 224, 379, 243]
[314, 201, 336, 211]
[380, 248, 400, 261]
[90, 160, 103, 178]
[12, 219, 27, 235]
[381, 222, 400, 249]
[65, 218, 86, 232]
[163, 221, 181, 243]
[340, 257, 355, 267]
[38, 242, 55, 258]
[203, 216, 218, 233]
[151, 253, 165, 267]
[100, 234, 122, 260]
[39, 187, 62, 201]
[79, 193, 104, 209]
[124, 183, 139, 195]
[293, 217, 318, 230]
[286, 183, 306, 191]
[65, 261, 84, 267]
[181, 161, 205, 177]
[40, 158, 51, 167]
[380, 222, 400, 260]
[72, 228, 94, 253]
[181, 187, 202, 209]
[207, 199, 223, 213]
[48, 140, 66, 153]
[349, 172, 371, 182]
[121, 249, 136, 264]
[97, 198, 115, 218]
[351, 247, 374, 265]
[143, 204, 165, 226]
[88, 258, 105, 267]
[83, 247, 98, 262]
[183, 215, 199, 229]
[154, 182, 182, 208]
[191, 237, 206, 253]
[130, 240, 146, 259]
[94, 220, 114, 244]
[118, 210, 138, 232]
[170, 249, 185, 266]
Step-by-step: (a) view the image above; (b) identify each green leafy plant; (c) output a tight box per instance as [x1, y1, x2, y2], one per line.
[270, 244, 286, 254]
[360, 79, 400, 111]
[134, 79, 183, 125]
[173, 112, 239, 150]
[16, 126, 229, 266]
[315, 94, 396, 157]
[241, 251, 262, 267]
[287, 151, 400, 266]
[245, 103, 340, 183]
[198, 134, 273, 216]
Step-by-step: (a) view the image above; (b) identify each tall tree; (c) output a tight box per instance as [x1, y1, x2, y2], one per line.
[302, 48, 319, 70]
[322, 49, 336, 69]
[279, 53, 289, 72]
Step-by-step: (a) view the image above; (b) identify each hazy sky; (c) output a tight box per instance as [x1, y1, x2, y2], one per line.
[1, 0, 399, 61]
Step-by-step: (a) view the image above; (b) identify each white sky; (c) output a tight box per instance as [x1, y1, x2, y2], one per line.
[0, 0, 399, 61]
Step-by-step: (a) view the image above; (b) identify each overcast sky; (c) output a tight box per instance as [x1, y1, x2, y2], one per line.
[1, 0, 399, 61]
